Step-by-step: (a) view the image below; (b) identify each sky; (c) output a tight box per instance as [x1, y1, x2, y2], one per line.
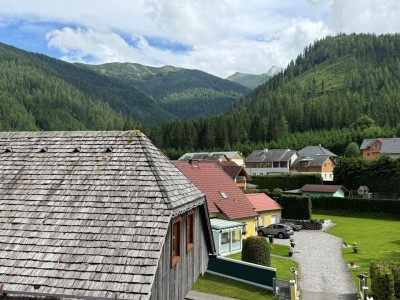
[1, 0, 400, 78]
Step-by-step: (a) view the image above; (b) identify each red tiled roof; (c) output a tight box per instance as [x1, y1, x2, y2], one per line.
[246, 193, 282, 212]
[300, 184, 349, 193]
[174, 161, 258, 220]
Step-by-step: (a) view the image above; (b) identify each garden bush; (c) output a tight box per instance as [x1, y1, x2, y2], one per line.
[251, 174, 322, 191]
[370, 261, 395, 300]
[312, 196, 400, 215]
[242, 236, 271, 267]
[277, 194, 312, 220]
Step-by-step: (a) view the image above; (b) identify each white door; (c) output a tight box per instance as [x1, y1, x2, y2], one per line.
[271, 214, 279, 224]
[261, 215, 265, 227]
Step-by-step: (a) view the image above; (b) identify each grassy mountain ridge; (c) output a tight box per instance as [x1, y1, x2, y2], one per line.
[226, 72, 271, 89]
[226, 66, 283, 89]
[83, 62, 251, 119]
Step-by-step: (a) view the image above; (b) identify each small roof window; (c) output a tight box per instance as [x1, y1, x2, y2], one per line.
[3, 147, 12, 153]
[219, 191, 228, 199]
[39, 147, 48, 153]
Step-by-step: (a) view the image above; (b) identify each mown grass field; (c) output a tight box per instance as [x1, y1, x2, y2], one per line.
[192, 273, 278, 300]
[313, 210, 400, 285]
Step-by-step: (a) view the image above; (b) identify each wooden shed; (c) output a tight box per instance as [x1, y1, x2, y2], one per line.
[0, 131, 215, 300]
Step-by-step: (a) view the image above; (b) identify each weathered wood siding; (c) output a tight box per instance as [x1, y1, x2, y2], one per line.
[150, 206, 209, 300]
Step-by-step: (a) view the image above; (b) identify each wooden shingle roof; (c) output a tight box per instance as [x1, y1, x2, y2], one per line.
[0, 131, 207, 300]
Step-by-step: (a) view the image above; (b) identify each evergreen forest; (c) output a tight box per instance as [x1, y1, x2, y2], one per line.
[145, 34, 400, 158]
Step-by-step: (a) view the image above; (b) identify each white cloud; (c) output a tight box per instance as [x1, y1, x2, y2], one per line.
[327, 0, 400, 34]
[2, 0, 400, 77]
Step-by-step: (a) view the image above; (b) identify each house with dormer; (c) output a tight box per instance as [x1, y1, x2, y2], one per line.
[174, 161, 258, 238]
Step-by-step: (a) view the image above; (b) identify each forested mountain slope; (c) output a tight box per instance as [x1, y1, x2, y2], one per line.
[83, 63, 251, 119]
[0, 43, 176, 130]
[147, 34, 400, 156]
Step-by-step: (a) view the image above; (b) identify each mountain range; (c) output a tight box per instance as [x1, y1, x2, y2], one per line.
[81, 63, 251, 119]
[2, 33, 399, 158]
[0, 42, 250, 131]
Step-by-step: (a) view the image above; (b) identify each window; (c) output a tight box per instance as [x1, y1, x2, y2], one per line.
[273, 162, 279, 168]
[171, 217, 181, 268]
[186, 211, 194, 252]
[241, 222, 247, 235]
[219, 191, 228, 199]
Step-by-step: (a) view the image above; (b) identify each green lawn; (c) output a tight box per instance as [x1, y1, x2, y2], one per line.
[192, 273, 278, 300]
[192, 245, 297, 299]
[313, 210, 400, 285]
[226, 247, 298, 281]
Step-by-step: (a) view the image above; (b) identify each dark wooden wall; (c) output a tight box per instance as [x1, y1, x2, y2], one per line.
[150, 205, 210, 300]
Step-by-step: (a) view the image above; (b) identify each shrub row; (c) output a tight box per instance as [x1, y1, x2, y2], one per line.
[242, 236, 271, 267]
[277, 194, 312, 220]
[370, 261, 400, 300]
[250, 174, 322, 191]
[311, 196, 400, 214]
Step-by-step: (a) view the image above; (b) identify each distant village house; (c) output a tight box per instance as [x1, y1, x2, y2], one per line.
[360, 138, 400, 160]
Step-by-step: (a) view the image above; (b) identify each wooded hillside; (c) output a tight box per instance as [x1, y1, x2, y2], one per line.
[146, 34, 400, 157]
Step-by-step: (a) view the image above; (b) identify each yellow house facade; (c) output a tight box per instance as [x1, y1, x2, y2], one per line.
[246, 193, 283, 229]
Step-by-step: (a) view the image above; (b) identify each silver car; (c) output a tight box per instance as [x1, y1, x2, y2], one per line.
[257, 223, 294, 239]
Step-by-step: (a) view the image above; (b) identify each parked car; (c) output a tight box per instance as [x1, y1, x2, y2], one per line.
[257, 223, 294, 239]
[283, 222, 303, 231]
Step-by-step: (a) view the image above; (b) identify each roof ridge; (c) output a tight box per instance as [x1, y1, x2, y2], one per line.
[137, 133, 174, 210]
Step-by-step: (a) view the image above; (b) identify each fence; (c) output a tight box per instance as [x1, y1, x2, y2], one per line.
[207, 256, 276, 290]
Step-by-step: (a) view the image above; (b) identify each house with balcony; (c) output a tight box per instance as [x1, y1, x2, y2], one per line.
[245, 149, 298, 176]
[290, 155, 336, 181]
[360, 138, 400, 160]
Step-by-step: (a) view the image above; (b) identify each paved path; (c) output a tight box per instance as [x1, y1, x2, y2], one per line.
[186, 290, 236, 300]
[274, 229, 358, 300]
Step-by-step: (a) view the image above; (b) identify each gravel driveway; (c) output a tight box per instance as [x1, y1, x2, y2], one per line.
[273, 229, 358, 300]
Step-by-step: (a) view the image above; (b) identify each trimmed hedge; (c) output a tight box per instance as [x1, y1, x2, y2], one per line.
[277, 194, 312, 220]
[242, 236, 271, 267]
[251, 174, 322, 191]
[370, 261, 397, 300]
[311, 196, 400, 215]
